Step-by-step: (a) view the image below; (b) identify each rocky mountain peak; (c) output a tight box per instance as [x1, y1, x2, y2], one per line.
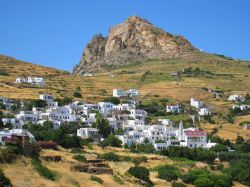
[73, 16, 197, 74]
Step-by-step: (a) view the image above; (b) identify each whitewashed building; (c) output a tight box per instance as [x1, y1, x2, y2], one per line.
[228, 94, 245, 102]
[127, 89, 140, 97]
[190, 98, 204, 108]
[166, 104, 182, 113]
[39, 94, 58, 107]
[198, 107, 211, 116]
[77, 128, 102, 142]
[113, 89, 127, 97]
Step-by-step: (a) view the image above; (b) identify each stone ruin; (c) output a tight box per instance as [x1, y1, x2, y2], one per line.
[71, 159, 113, 174]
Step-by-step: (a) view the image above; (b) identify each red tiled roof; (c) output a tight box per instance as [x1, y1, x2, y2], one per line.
[184, 130, 206, 136]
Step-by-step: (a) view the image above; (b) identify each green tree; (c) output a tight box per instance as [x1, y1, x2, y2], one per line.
[99, 135, 122, 147]
[73, 91, 82, 98]
[127, 166, 151, 184]
[194, 177, 213, 187]
[103, 97, 120, 104]
[0, 117, 4, 130]
[0, 168, 12, 187]
[94, 116, 111, 138]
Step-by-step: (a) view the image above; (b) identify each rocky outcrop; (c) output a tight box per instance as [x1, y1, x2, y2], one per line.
[73, 16, 197, 74]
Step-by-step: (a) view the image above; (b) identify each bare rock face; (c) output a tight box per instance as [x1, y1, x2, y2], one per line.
[73, 16, 197, 74]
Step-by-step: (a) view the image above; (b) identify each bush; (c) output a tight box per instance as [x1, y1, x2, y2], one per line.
[100, 152, 120, 161]
[223, 159, 250, 186]
[194, 177, 213, 187]
[181, 173, 196, 184]
[0, 147, 18, 163]
[132, 156, 148, 165]
[73, 91, 82, 98]
[127, 166, 151, 184]
[156, 165, 179, 181]
[32, 159, 57, 181]
[113, 174, 124, 184]
[70, 148, 84, 154]
[90, 175, 103, 184]
[0, 69, 9, 76]
[72, 154, 86, 162]
[172, 182, 187, 187]
[37, 141, 58, 150]
[103, 97, 120, 104]
[0, 168, 12, 187]
[130, 143, 155, 154]
[99, 135, 122, 148]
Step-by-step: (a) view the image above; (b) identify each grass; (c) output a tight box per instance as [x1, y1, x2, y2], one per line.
[90, 175, 104, 184]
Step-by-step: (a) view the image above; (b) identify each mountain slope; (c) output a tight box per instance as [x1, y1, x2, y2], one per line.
[73, 16, 197, 74]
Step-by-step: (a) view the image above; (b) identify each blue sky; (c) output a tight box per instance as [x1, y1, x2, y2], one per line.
[0, 0, 249, 71]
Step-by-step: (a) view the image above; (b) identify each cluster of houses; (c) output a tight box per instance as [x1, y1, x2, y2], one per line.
[0, 90, 217, 150]
[15, 77, 45, 85]
[228, 94, 250, 111]
[190, 98, 211, 116]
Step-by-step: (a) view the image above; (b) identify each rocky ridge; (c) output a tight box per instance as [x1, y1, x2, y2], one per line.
[73, 16, 197, 74]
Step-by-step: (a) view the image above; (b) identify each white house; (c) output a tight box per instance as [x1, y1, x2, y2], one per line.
[113, 89, 127, 97]
[198, 107, 211, 116]
[15, 77, 27, 83]
[228, 94, 245, 102]
[27, 77, 45, 85]
[39, 94, 54, 102]
[16, 111, 40, 122]
[98, 102, 114, 116]
[16, 77, 45, 85]
[166, 104, 182, 113]
[127, 89, 140, 97]
[77, 128, 102, 142]
[113, 103, 135, 111]
[129, 109, 147, 120]
[180, 128, 207, 148]
[2, 118, 21, 129]
[39, 94, 58, 107]
[48, 107, 76, 122]
[232, 105, 250, 111]
[190, 98, 204, 108]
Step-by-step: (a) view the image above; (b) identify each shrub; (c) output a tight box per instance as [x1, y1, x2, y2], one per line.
[194, 177, 213, 187]
[127, 166, 151, 184]
[32, 159, 57, 181]
[37, 141, 58, 150]
[70, 148, 84, 154]
[223, 160, 250, 186]
[156, 165, 179, 181]
[181, 173, 196, 184]
[113, 174, 124, 184]
[72, 154, 86, 162]
[132, 156, 148, 165]
[0, 168, 12, 187]
[99, 135, 122, 148]
[0, 147, 18, 163]
[130, 143, 155, 153]
[100, 152, 120, 161]
[90, 175, 103, 184]
[73, 91, 82, 98]
[172, 182, 187, 187]
[103, 97, 120, 104]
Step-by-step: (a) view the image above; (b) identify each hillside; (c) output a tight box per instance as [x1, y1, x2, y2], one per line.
[0, 53, 250, 141]
[1, 146, 247, 187]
